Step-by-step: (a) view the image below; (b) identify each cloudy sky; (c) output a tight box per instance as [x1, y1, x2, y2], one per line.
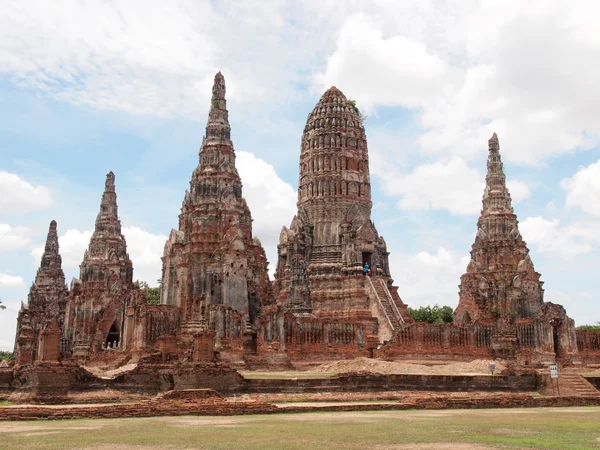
[1, 0, 599, 350]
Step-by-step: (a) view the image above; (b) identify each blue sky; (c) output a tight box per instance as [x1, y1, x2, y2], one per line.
[1, 1, 600, 350]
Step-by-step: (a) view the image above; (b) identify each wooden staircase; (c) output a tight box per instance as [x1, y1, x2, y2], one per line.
[367, 276, 404, 331]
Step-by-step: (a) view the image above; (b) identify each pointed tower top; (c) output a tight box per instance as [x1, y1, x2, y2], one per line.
[30, 220, 66, 298]
[81, 172, 132, 284]
[482, 133, 513, 215]
[40, 220, 61, 269]
[212, 71, 226, 102]
[96, 171, 119, 228]
[203, 71, 231, 146]
[105, 171, 115, 191]
[43, 220, 59, 256]
[321, 85, 347, 101]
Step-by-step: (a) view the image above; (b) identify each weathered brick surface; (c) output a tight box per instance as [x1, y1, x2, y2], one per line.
[2, 391, 600, 421]
[452, 134, 577, 364]
[240, 373, 536, 394]
[0, 389, 277, 421]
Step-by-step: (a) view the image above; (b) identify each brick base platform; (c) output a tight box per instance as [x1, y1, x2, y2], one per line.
[2, 390, 600, 421]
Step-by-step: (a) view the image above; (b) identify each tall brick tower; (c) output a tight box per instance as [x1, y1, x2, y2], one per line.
[13, 220, 68, 365]
[161, 72, 271, 350]
[273, 87, 412, 343]
[64, 172, 136, 359]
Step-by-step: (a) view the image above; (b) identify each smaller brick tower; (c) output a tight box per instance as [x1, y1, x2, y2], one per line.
[455, 134, 577, 362]
[64, 172, 136, 360]
[455, 133, 545, 326]
[13, 220, 68, 365]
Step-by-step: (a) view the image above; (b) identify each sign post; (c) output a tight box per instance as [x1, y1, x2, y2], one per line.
[549, 363, 560, 396]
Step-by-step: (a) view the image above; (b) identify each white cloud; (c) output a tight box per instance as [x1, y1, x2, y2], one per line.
[0, 171, 53, 213]
[0, 273, 25, 288]
[123, 226, 167, 286]
[237, 151, 297, 266]
[31, 229, 92, 272]
[30, 227, 167, 286]
[313, 13, 448, 113]
[315, 1, 600, 165]
[0, 1, 344, 119]
[561, 160, 600, 216]
[0, 224, 31, 251]
[519, 216, 599, 258]
[377, 156, 530, 216]
[390, 247, 470, 309]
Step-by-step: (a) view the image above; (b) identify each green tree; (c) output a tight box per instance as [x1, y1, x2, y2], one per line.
[408, 304, 455, 324]
[138, 280, 161, 305]
[0, 351, 12, 364]
[0, 298, 5, 310]
[576, 323, 600, 332]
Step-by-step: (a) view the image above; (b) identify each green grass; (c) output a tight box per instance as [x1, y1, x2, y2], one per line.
[0, 400, 12, 407]
[1, 407, 600, 449]
[240, 371, 338, 379]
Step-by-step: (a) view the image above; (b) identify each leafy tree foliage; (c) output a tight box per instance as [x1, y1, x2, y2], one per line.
[576, 324, 600, 332]
[408, 304, 454, 324]
[0, 298, 5, 310]
[138, 280, 161, 305]
[0, 351, 13, 364]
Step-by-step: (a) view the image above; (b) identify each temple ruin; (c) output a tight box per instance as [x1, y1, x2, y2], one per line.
[7, 73, 600, 403]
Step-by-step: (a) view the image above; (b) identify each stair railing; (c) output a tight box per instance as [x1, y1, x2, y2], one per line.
[366, 276, 396, 331]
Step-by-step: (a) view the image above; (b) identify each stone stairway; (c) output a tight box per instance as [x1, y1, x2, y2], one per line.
[555, 369, 600, 397]
[368, 277, 404, 331]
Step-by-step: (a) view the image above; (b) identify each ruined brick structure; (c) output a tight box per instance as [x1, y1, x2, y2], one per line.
[62, 172, 142, 361]
[10, 76, 600, 392]
[263, 86, 412, 358]
[13, 221, 68, 365]
[453, 133, 577, 362]
[160, 72, 271, 356]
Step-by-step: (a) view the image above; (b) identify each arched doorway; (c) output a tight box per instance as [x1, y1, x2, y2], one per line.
[106, 323, 120, 349]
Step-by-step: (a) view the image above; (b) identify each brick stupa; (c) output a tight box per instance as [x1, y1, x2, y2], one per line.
[272, 86, 412, 347]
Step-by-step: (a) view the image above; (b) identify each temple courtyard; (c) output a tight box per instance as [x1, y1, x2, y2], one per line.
[1, 407, 600, 449]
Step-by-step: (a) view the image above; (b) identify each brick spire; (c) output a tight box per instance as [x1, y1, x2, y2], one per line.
[455, 134, 544, 326]
[37, 220, 64, 283]
[204, 71, 231, 144]
[94, 171, 121, 234]
[29, 220, 66, 310]
[81, 171, 132, 286]
[482, 133, 513, 216]
[187, 72, 242, 205]
[161, 71, 271, 335]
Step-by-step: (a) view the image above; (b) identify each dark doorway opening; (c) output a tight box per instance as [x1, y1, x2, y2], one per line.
[550, 318, 561, 356]
[106, 323, 120, 349]
[362, 252, 372, 269]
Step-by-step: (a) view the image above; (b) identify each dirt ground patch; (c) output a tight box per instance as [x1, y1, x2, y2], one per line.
[313, 357, 504, 375]
[84, 447, 196, 450]
[157, 417, 253, 427]
[0, 422, 107, 433]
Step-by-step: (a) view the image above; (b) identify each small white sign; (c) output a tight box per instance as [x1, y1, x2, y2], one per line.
[550, 364, 559, 379]
[488, 362, 496, 372]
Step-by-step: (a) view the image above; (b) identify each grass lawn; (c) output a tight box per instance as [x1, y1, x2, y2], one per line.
[1, 407, 600, 449]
